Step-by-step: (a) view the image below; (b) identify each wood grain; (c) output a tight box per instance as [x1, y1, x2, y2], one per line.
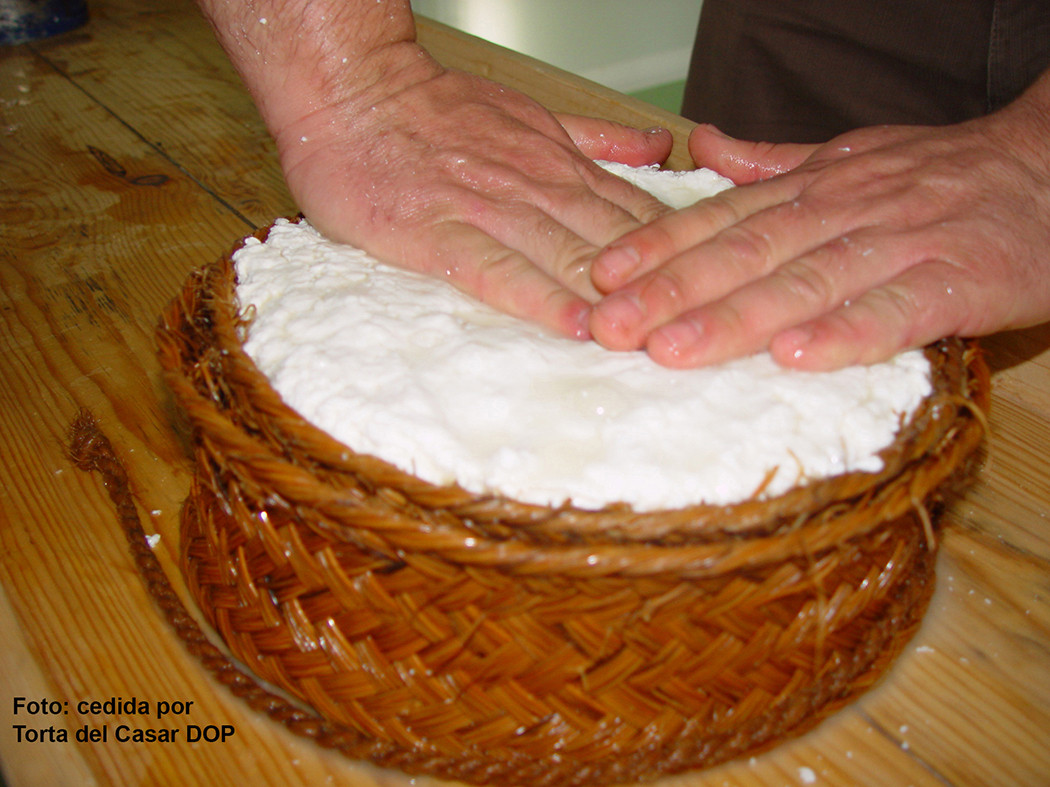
[415, 18, 699, 170]
[1, 1, 1048, 785]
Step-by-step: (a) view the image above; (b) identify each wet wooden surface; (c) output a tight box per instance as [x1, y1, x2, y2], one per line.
[1, 1, 1048, 785]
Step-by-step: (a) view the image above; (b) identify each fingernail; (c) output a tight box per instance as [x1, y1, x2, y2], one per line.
[643, 126, 668, 136]
[649, 319, 703, 361]
[594, 245, 642, 286]
[702, 123, 733, 140]
[569, 302, 592, 340]
[593, 292, 646, 337]
[776, 325, 814, 362]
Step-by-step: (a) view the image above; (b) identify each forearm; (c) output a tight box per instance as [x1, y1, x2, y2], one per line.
[195, 0, 441, 140]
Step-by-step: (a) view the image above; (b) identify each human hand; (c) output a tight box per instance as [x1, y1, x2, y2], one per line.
[198, 0, 673, 339]
[588, 78, 1050, 369]
[277, 64, 672, 339]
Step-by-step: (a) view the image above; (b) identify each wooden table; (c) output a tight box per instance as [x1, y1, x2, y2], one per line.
[1, 1, 1048, 784]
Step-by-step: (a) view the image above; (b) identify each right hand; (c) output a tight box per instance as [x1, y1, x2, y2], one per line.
[275, 58, 673, 339]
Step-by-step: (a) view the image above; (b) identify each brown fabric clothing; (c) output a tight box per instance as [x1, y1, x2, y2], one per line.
[681, 0, 1050, 143]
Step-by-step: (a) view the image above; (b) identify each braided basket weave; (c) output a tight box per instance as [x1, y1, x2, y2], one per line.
[157, 227, 989, 786]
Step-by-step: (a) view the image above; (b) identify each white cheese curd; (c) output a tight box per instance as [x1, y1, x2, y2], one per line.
[235, 163, 931, 511]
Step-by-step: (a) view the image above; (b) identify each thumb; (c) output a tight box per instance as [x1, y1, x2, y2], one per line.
[688, 124, 817, 183]
[556, 114, 673, 167]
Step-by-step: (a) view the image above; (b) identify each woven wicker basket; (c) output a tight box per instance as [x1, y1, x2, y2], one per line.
[157, 227, 989, 786]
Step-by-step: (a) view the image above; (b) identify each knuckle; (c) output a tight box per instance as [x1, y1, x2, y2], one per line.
[555, 242, 595, 281]
[643, 266, 690, 308]
[718, 224, 774, 269]
[773, 259, 837, 308]
[611, 222, 680, 273]
[636, 222, 681, 263]
[713, 300, 748, 337]
[862, 284, 926, 347]
[636, 200, 672, 224]
[703, 197, 749, 233]
[472, 246, 524, 295]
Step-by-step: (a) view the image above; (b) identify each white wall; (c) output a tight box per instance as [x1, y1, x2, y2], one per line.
[412, 0, 702, 93]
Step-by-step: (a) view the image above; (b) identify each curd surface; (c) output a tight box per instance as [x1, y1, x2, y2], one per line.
[235, 164, 932, 510]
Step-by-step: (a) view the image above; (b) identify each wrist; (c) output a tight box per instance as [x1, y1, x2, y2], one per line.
[263, 40, 444, 148]
[199, 0, 444, 144]
[978, 69, 1050, 175]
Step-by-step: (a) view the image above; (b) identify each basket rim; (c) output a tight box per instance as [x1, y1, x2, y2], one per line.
[157, 218, 990, 555]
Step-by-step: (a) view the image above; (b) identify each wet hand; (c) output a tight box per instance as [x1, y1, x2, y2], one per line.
[589, 103, 1050, 369]
[278, 63, 672, 339]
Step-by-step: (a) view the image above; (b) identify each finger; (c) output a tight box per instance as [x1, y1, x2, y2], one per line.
[445, 189, 605, 301]
[767, 261, 975, 370]
[570, 156, 673, 229]
[445, 143, 671, 243]
[642, 229, 910, 366]
[456, 185, 663, 301]
[424, 220, 594, 339]
[590, 174, 808, 292]
[688, 124, 818, 184]
[556, 113, 673, 167]
[590, 191, 848, 350]
[453, 157, 679, 295]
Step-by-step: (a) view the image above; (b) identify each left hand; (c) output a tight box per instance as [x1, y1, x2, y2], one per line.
[587, 88, 1050, 370]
